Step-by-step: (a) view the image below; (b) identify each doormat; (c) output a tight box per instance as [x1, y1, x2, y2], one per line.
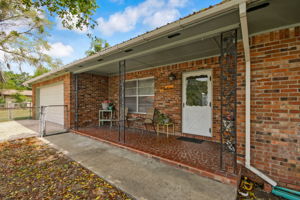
[176, 137, 204, 144]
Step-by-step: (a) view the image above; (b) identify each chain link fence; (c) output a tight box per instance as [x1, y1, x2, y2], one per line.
[0, 107, 35, 122]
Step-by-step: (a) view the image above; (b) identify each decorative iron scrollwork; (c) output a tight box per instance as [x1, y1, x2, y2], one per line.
[119, 60, 126, 143]
[220, 29, 238, 171]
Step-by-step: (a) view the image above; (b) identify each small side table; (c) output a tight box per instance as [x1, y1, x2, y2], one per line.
[99, 110, 113, 127]
[156, 123, 175, 137]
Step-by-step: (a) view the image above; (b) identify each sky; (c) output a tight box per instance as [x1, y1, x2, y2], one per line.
[24, 0, 222, 74]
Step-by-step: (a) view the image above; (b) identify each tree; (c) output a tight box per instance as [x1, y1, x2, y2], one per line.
[85, 36, 109, 56]
[0, 96, 5, 104]
[32, 66, 50, 78]
[12, 92, 28, 103]
[0, 0, 98, 71]
[0, 71, 31, 90]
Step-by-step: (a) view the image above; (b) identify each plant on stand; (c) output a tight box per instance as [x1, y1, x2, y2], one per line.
[156, 110, 171, 125]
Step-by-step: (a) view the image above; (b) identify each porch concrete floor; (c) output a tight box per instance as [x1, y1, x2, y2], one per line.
[43, 132, 237, 200]
[76, 127, 236, 179]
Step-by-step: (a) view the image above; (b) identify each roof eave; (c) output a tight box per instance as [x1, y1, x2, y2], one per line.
[24, 0, 253, 85]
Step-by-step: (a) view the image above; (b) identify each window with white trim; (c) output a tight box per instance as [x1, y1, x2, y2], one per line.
[125, 78, 154, 113]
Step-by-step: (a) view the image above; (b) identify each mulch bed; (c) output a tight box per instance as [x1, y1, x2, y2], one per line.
[0, 137, 133, 200]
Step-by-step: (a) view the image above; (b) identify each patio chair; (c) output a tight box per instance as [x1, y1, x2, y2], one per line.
[113, 107, 140, 128]
[125, 107, 140, 127]
[141, 108, 157, 134]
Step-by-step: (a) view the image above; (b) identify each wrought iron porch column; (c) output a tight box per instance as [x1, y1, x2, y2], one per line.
[219, 29, 238, 173]
[74, 74, 79, 130]
[119, 60, 126, 143]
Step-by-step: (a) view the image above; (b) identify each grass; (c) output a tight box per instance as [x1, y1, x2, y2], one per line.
[0, 137, 133, 200]
[0, 109, 32, 122]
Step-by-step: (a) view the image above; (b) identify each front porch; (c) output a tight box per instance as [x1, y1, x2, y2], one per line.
[69, 15, 240, 185]
[73, 126, 237, 185]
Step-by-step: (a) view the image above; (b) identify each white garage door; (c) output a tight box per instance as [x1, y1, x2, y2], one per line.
[39, 83, 64, 125]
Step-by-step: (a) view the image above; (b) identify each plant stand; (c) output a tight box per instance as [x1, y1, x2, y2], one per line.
[99, 110, 114, 127]
[156, 123, 175, 137]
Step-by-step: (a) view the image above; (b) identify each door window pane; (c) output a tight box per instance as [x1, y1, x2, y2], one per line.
[186, 75, 208, 106]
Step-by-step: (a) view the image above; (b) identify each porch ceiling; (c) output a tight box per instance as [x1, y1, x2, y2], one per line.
[69, 0, 300, 76]
[88, 37, 224, 75]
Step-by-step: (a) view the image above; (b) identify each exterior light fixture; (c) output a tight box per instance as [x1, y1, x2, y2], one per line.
[97, 58, 103, 62]
[168, 73, 176, 81]
[78, 65, 83, 68]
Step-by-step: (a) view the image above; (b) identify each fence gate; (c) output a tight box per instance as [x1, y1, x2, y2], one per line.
[219, 29, 238, 173]
[39, 105, 69, 137]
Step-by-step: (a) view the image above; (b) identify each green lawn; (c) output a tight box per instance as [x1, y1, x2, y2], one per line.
[0, 109, 32, 122]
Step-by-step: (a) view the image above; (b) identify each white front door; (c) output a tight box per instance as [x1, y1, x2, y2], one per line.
[182, 70, 212, 137]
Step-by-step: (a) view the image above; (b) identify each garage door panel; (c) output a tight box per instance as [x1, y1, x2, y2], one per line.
[39, 83, 64, 125]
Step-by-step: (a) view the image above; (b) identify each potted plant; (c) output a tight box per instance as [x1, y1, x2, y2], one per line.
[101, 100, 111, 110]
[157, 112, 171, 125]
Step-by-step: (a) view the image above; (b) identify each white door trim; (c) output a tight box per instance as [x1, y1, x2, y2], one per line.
[182, 69, 213, 137]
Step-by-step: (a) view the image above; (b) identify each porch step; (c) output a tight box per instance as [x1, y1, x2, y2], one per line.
[72, 129, 238, 187]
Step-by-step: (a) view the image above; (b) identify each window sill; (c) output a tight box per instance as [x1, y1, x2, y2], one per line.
[128, 112, 147, 115]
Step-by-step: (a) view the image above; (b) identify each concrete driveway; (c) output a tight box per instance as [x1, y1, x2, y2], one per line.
[0, 120, 39, 142]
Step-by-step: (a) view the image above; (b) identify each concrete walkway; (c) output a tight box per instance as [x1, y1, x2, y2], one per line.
[43, 132, 237, 200]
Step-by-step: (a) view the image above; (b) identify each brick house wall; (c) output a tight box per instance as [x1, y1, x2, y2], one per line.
[246, 27, 300, 190]
[74, 73, 109, 127]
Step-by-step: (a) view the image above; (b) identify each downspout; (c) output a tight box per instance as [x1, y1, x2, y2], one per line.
[239, 2, 277, 187]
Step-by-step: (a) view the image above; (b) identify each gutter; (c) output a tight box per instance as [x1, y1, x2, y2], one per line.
[24, 0, 253, 85]
[239, 2, 277, 187]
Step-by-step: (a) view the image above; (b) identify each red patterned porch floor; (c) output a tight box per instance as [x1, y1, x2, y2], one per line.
[75, 127, 237, 184]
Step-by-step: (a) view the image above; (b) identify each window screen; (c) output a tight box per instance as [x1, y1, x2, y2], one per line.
[125, 78, 154, 113]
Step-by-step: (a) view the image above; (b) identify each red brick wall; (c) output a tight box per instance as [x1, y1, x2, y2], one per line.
[75, 73, 109, 127]
[32, 73, 73, 128]
[246, 27, 300, 190]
